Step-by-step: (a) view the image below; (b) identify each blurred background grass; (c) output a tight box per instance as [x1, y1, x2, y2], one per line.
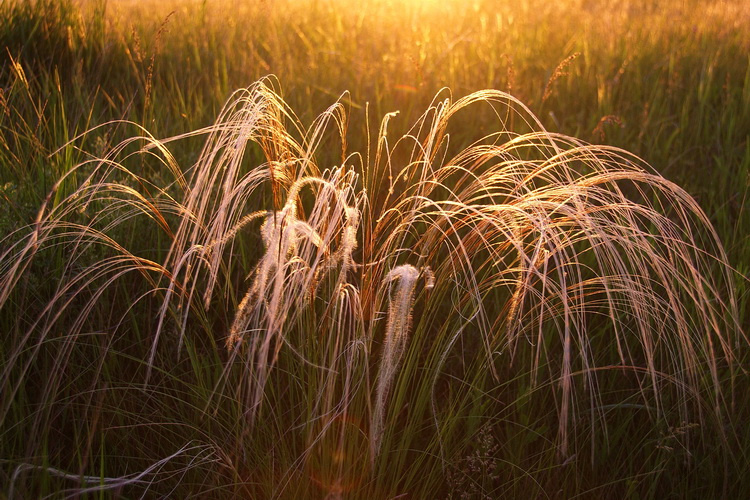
[2, 0, 748, 273]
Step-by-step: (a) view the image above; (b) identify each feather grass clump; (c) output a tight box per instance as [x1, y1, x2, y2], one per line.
[0, 78, 745, 497]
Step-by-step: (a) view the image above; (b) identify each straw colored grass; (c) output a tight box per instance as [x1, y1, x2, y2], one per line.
[0, 78, 745, 497]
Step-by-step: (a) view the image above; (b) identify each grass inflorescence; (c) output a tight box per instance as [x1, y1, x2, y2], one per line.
[1, 77, 747, 498]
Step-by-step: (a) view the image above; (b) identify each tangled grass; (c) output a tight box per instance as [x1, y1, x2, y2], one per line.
[0, 78, 745, 498]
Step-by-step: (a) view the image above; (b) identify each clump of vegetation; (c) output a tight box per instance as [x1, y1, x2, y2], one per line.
[0, 77, 745, 498]
[1, 0, 749, 497]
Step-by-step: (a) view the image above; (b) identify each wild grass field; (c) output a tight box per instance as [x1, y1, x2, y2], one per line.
[1, 0, 749, 498]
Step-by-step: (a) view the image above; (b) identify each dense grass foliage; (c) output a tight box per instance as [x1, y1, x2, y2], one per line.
[1, 0, 749, 498]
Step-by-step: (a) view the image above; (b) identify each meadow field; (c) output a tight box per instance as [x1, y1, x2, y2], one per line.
[1, 0, 749, 497]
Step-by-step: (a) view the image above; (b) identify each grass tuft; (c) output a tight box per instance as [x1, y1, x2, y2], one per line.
[0, 77, 746, 497]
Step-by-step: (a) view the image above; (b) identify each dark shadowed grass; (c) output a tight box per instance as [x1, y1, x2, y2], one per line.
[0, 78, 747, 498]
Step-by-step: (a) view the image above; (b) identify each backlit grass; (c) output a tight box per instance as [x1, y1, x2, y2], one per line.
[1, 0, 749, 498]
